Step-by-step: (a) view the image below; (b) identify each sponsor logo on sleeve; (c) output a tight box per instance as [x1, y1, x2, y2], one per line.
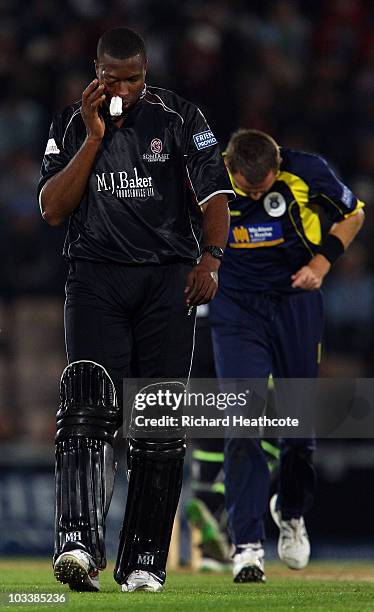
[45, 138, 60, 155]
[193, 130, 218, 150]
[341, 185, 354, 208]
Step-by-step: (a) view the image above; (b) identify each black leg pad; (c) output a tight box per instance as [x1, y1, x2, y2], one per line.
[56, 360, 121, 441]
[55, 437, 115, 569]
[114, 436, 185, 584]
[54, 361, 120, 568]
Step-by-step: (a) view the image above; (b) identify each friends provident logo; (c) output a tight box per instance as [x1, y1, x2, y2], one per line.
[193, 130, 217, 150]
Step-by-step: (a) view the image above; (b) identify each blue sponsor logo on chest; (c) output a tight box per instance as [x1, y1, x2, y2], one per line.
[193, 130, 218, 150]
[229, 222, 284, 248]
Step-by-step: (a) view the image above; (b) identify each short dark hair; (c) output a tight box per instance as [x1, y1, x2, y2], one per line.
[225, 129, 281, 184]
[97, 27, 146, 62]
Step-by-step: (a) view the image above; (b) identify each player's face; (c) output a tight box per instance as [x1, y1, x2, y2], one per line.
[95, 52, 146, 114]
[232, 169, 278, 200]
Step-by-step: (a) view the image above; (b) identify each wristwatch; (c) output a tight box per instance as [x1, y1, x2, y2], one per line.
[201, 245, 224, 261]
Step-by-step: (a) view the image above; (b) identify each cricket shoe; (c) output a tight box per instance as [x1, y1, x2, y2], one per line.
[270, 494, 310, 569]
[232, 543, 266, 583]
[53, 549, 100, 592]
[121, 570, 164, 592]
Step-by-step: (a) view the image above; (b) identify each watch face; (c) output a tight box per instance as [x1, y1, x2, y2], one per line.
[204, 246, 223, 259]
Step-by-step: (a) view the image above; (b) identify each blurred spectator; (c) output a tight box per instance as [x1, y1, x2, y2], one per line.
[323, 244, 374, 374]
[0, 96, 43, 160]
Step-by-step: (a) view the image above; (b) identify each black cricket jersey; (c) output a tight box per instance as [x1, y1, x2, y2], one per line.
[221, 148, 364, 292]
[38, 86, 234, 265]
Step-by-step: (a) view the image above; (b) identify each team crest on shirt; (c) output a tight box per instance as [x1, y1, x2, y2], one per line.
[142, 139, 170, 162]
[263, 192, 287, 217]
[151, 138, 163, 154]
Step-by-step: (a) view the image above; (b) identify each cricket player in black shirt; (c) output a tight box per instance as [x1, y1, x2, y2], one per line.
[38, 27, 234, 593]
[210, 129, 364, 583]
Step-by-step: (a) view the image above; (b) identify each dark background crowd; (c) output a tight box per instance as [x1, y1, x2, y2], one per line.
[0, 0, 373, 433]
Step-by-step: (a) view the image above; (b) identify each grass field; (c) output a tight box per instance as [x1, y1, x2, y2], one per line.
[1, 560, 374, 611]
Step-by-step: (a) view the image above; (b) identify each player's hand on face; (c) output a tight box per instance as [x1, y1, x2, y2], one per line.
[184, 257, 220, 306]
[291, 256, 331, 290]
[81, 79, 106, 141]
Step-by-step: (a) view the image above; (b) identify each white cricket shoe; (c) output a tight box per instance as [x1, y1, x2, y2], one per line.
[232, 543, 266, 583]
[54, 549, 100, 592]
[270, 494, 310, 569]
[121, 570, 164, 592]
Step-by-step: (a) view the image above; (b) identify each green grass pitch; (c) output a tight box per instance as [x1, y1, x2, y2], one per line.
[1, 560, 374, 611]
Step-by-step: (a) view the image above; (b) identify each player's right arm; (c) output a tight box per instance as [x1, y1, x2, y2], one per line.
[40, 79, 106, 226]
[291, 153, 365, 290]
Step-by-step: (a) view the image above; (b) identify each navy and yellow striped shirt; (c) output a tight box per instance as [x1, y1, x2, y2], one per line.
[221, 148, 364, 292]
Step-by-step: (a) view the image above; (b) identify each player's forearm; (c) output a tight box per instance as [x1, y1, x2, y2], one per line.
[304, 209, 365, 283]
[329, 209, 365, 249]
[201, 194, 230, 249]
[40, 136, 102, 226]
[200, 194, 230, 269]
